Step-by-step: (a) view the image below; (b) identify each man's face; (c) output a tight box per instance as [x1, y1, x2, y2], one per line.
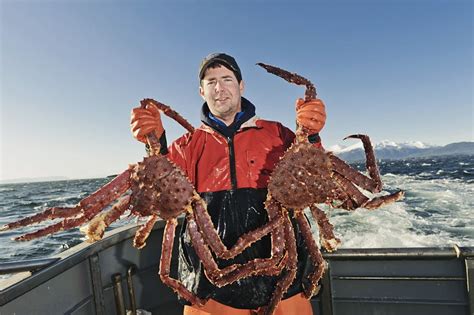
[199, 65, 244, 125]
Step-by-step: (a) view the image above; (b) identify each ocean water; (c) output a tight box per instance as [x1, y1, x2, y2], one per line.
[0, 154, 473, 266]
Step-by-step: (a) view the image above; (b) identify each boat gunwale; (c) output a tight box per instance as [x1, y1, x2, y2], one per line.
[1, 219, 472, 307]
[0, 220, 167, 305]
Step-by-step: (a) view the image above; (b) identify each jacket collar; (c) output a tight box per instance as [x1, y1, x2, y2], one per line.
[200, 97, 258, 137]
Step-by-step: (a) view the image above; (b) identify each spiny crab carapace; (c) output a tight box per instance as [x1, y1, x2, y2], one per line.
[251, 63, 405, 315]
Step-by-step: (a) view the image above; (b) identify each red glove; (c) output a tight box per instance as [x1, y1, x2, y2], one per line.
[296, 98, 326, 133]
[130, 103, 164, 144]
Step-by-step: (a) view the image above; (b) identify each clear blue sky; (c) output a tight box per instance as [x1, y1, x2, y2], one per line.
[1, 0, 472, 180]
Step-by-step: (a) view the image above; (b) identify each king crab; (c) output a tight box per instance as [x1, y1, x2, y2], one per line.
[249, 63, 405, 314]
[0, 99, 286, 305]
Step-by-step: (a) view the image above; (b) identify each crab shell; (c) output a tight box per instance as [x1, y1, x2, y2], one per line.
[268, 142, 339, 209]
[130, 155, 194, 220]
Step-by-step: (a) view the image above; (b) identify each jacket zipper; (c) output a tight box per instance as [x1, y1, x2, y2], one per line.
[227, 135, 238, 190]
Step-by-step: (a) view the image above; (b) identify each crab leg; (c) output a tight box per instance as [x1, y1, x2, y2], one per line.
[188, 198, 286, 286]
[294, 209, 326, 299]
[159, 218, 207, 306]
[0, 207, 79, 231]
[332, 172, 370, 210]
[363, 190, 405, 210]
[133, 214, 159, 249]
[333, 172, 404, 210]
[141, 99, 195, 134]
[262, 197, 288, 275]
[192, 193, 284, 260]
[185, 213, 240, 285]
[212, 255, 287, 288]
[81, 195, 131, 242]
[330, 155, 381, 193]
[257, 62, 317, 143]
[1, 169, 132, 232]
[209, 198, 288, 286]
[257, 63, 316, 101]
[14, 215, 92, 241]
[259, 214, 298, 315]
[15, 194, 130, 241]
[342, 134, 382, 192]
[309, 205, 341, 251]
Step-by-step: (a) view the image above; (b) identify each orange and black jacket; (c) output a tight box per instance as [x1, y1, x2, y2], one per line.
[166, 97, 320, 309]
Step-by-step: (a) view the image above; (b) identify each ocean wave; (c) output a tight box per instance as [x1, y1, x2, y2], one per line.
[46, 195, 82, 203]
[304, 171, 474, 249]
[16, 200, 44, 207]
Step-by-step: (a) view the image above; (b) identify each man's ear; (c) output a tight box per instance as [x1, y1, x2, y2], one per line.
[199, 85, 206, 101]
[239, 80, 245, 94]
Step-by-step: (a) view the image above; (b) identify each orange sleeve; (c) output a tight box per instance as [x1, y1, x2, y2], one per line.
[166, 133, 192, 177]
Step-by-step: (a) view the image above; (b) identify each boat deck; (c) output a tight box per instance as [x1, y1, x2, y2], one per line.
[1, 221, 472, 315]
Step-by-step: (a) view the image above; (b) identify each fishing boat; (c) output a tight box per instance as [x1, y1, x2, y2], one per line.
[1, 220, 472, 315]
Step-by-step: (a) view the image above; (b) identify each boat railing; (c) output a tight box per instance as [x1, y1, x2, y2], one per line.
[0, 221, 472, 315]
[0, 257, 60, 275]
[1, 245, 471, 276]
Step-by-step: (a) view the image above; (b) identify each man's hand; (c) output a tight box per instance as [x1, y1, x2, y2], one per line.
[130, 104, 164, 144]
[296, 98, 326, 134]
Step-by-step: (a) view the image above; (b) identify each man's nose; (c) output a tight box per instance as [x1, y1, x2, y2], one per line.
[214, 80, 224, 92]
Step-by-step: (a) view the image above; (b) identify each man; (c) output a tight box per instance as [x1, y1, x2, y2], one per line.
[131, 53, 326, 315]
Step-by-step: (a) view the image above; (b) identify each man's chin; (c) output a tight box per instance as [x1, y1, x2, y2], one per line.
[214, 102, 231, 111]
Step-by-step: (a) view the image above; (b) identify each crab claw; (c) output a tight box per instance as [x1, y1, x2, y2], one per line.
[342, 134, 382, 192]
[257, 62, 317, 101]
[343, 134, 368, 141]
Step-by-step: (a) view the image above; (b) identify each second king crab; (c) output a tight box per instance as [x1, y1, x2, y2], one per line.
[250, 63, 404, 314]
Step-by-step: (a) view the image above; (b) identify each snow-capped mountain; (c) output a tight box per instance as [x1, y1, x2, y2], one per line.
[327, 140, 474, 161]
